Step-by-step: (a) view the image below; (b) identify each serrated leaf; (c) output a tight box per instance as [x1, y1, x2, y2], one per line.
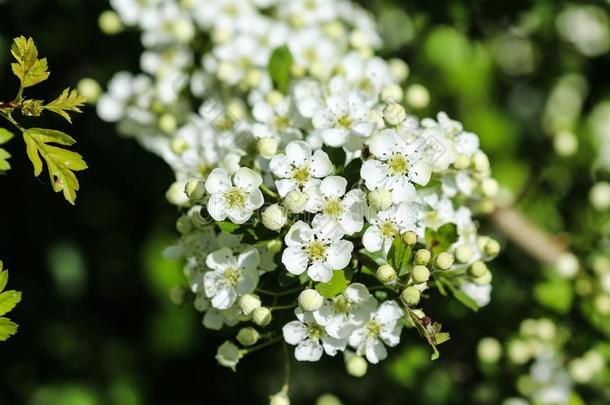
[0, 290, 21, 316]
[424, 223, 458, 254]
[268, 45, 293, 94]
[11, 36, 50, 88]
[23, 128, 87, 204]
[316, 270, 349, 298]
[0, 147, 11, 172]
[0, 317, 18, 341]
[0, 268, 7, 292]
[0, 128, 14, 145]
[44, 88, 87, 123]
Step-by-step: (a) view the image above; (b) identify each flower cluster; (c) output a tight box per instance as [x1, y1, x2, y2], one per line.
[100, 0, 500, 392]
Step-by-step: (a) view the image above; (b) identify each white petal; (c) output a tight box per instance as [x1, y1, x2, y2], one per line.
[286, 141, 312, 165]
[246, 189, 264, 210]
[282, 321, 308, 345]
[227, 207, 252, 224]
[388, 176, 416, 203]
[369, 131, 396, 159]
[348, 328, 366, 348]
[362, 226, 383, 252]
[207, 194, 229, 221]
[233, 167, 263, 192]
[295, 339, 323, 361]
[375, 301, 403, 325]
[321, 128, 348, 147]
[338, 214, 363, 235]
[285, 221, 313, 247]
[236, 269, 258, 294]
[409, 160, 432, 186]
[326, 240, 353, 270]
[310, 149, 333, 177]
[282, 247, 309, 275]
[322, 335, 347, 356]
[320, 176, 347, 198]
[344, 283, 370, 304]
[270, 155, 292, 178]
[275, 179, 298, 197]
[380, 324, 402, 347]
[360, 160, 388, 189]
[211, 286, 237, 310]
[303, 185, 325, 213]
[205, 168, 231, 194]
[365, 339, 387, 364]
[351, 121, 376, 137]
[312, 215, 344, 242]
[308, 261, 333, 283]
[238, 248, 261, 272]
[206, 247, 234, 271]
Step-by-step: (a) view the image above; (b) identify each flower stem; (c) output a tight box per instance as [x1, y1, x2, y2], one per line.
[260, 184, 279, 199]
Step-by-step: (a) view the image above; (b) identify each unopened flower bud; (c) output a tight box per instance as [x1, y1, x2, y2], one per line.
[484, 239, 501, 257]
[236, 327, 260, 346]
[472, 151, 490, 172]
[316, 394, 342, 405]
[590, 181, 610, 211]
[435, 252, 454, 270]
[389, 59, 409, 82]
[411, 265, 430, 284]
[401, 286, 420, 305]
[77, 78, 101, 103]
[253, 307, 272, 326]
[215, 341, 242, 371]
[469, 261, 488, 278]
[185, 179, 205, 201]
[298, 289, 324, 312]
[284, 190, 308, 213]
[415, 249, 431, 265]
[345, 351, 368, 377]
[377, 264, 396, 283]
[473, 270, 493, 285]
[176, 215, 193, 234]
[478, 337, 502, 363]
[166, 181, 190, 206]
[99, 10, 123, 35]
[477, 236, 491, 252]
[159, 113, 177, 134]
[402, 231, 418, 245]
[262, 204, 288, 231]
[555, 252, 579, 279]
[455, 245, 474, 263]
[368, 188, 392, 211]
[405, 84, 429, 109]
[170, 136, 188, 155]
[453, 154, 471, 170]
[269, 391, 290, 405]
[383, 103, 407, 126]
[481, 178, 499, 198]
[239, 294, 261, 315]
[266, 239, 283, 254]
[381, 85, 404, 104]
[258, 137, 279, 159]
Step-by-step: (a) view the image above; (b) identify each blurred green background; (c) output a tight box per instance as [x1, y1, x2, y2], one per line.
[1, 0, 609, 404]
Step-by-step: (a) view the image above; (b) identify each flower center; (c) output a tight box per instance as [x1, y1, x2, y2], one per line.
[388, 154, 409, 176]
[292, 165, 311, 186]
[380, 221, 398, 238]
[337, 115, 352, 128]
[224, 187, 246, 208]
[224, 267, 241, 287]
[306, 240, 327, 261]
[323, 198, 344, 217]
[275, 115, 290, 131]
[367, 320, 381, 336]
[333, 296, 351, 314]
[307, 324, 325, 340]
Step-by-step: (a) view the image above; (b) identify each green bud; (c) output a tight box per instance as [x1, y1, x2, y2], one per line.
[185, 179, 205, 201]
[236, 327, 260, 346]
[455, 244, 474, 263]
[253, 307, 272, 326]
[415, 249, 431, 265]
[411, 265, 430, 284]
[345, 351, 368, 377]
[215, 341, 243, 371]
[401, 286, 421, 305]
[266, 239, 283, 254]
[377, 264, 396, 283]
[402, 231, 418, 245]
[99, 10, 123, 35]
[435, 252, 454, 270]
[468, 261, 488, 278]
[176, 215, 193, 234]
[473, 270, 493, 285]
[484, 239, 501, 257]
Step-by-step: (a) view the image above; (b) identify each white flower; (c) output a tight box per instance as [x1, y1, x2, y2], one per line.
[312, 92, 376, 148]
[348, 300, 404, 364]
[460, 282, 492, 307]
[361, 129, 431, 203]
[270, 140, 332, 197]
[283, 308, 347, 362]
[362, 203, 418, 253]
[304, 175, 366, 235]
[282, 220, 353, 283]
[204, 247, 260, 310]
[313, 283, 376, 339]
[205, 167, 264, 224]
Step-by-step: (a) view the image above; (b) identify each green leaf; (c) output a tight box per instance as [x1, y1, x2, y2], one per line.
[387, 237, 412, 275]
[0, 290, 21, 316]
[440, 278, 479, 312]
[0, 128, 14, 145]
[405, 307, 449, 360]
[44, 88, 87, 123]
[268, 45, 293, 93]
[23, 128, 87, 204]
[534, 277, 573, 314]
[424, 223, 458, 254]
[217, 221, 242, 234]
[0, 317, 18, 341]
[316, 270, 349, 298]
[0, 147, 11, 172]
[11, 36, 50, 88]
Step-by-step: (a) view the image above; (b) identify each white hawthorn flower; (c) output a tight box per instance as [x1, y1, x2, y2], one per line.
[461, 282, 492, 307]
[361, 129, 431, 203]
[283, 308, 347, 362]
[348, 300, 404, 364]
[282, 220, 353, 283]
[312, 92, 376, 148]
[305, 175, 366, 235]
[363, 203, 418, 253]
[205, 167, 264, 224]
[204, 247, 260, 310]
[270, 140, 332, 197]
[313, 283, 376, 339]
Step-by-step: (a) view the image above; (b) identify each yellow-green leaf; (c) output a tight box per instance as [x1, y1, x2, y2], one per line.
[0, 317, 18, 341]
[0, 128, 14, 145]
[23, 128, 87, 204]
[10, 36, 50, 88]
[44, 88, 87, 123]
[0, 147, 11, 172]
[0, 290, 21, 317]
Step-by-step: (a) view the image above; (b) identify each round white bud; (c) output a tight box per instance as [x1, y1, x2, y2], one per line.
[553, 131, 578, 157]
[484, 239, 501, 257]
[245, 68, 263, 88]
[158, 113, 177, 134]
[284, 190, 308, 213]
[185, 179, 205, 201]
[481, 178, 499, 198]
[402, 231, 418, 245]
[253, 307, 272, 326]
[170, 137, 188, 155]
[383, 103, 407, 126]
[262, 204, 288, 231]
[236, 327, 260, 346]
[555, 252, 579, 279]
[590, 181, 610, 211]
[298, 289, 324, 312]
[478, 337, 502, 363]
[381, 85, 404, 104]
[77, 78, 101, 103]
[368, 188, 392, 211]
[453, 154, 471, 169]
[269, 391, 290, 405]
[166, 181, 190, 206]
[411, 265, 430, 284]
[473, 270, 493, 285]
[435, 252, 454, 270]
[469, 261, 488, 278]
[239, 294, 261, 315]
[172, 18, 195, 43]
[389, 59, 410, 82]
[455, 244, 474, 263]
[377, 264, 396, 283]
[215, 341, 242, 371]
[316, 394, 342, 405]
[405, 84, 429, 109]
[415, 249, 431, 265]
[345, 352, 368, 377]
[258, 137, 279, 159]
[98, 10, 123, 35]
[401, 286, 421, 305]
[472, 151, 490, 172]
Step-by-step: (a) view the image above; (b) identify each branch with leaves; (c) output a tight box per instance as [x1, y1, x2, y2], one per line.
[0, 36, 87, 204]
[0, 261, 21, 341]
